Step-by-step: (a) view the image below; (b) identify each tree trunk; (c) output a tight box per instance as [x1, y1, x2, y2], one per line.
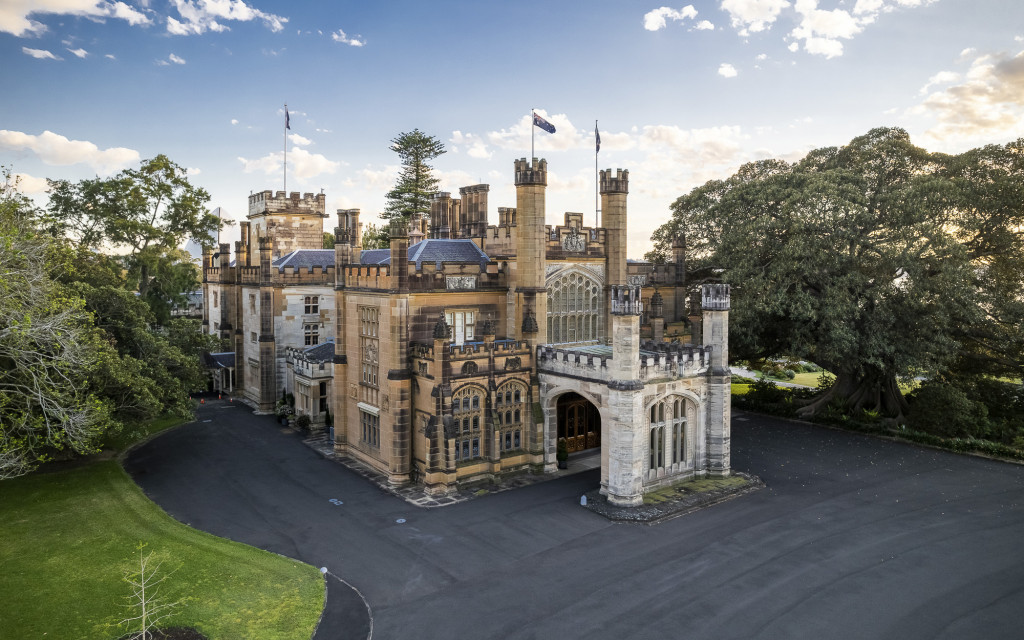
[795, 371, 907, 421]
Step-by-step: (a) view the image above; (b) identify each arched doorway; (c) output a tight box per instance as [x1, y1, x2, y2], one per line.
[557, 392, 600, 453]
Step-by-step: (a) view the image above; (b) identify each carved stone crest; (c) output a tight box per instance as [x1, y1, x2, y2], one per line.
[505, 357, 521, 370]
[627, 274, 647, 286]
[445, 276, 477, 290]
[561, 226, 586, 252]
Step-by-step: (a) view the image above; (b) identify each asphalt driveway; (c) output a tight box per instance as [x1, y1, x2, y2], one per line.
[125, 402, 1024, 640]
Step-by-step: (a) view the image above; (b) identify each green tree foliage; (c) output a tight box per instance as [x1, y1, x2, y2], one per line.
[651, 128, 1024, 420]
[360, 222, 389, 249]
[45, 154, 223, 315]
[322, 231, 335, 248]
[383, 129, 445, 224]
[0, 171, 109, 477]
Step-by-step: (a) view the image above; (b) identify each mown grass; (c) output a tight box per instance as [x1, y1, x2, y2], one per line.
[0, 460, 323, 639]
[643, 475, 749, 504]
[101, 413, 186, 453]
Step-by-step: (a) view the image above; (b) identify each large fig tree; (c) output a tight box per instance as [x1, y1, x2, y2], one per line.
[650, 128, 1024, 420]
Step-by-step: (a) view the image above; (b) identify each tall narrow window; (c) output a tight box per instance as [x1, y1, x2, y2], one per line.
[360, 410, 379, 448]
[304, 323, 319, 346]
[453, 386, 484, 461]
[359, 306, 379, 387]
[305, 295, 319, 314]
[496, 381, 526, 453]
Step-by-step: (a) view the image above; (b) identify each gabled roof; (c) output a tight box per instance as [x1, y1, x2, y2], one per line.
[360, 249, 391, 265]
[273, 249, 335, 270]
[302, 340, 335, 363]
[358, 239, 490, 267]
[409, 239, 489, 265]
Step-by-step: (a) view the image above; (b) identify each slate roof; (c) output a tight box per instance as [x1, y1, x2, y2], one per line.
[302, 340, 335, 363]
[358, 239, 490, 267]
[273, 249, 335, 270]
[409, 239, 489, 266]
[202, 352, 236, 368]
[360, 249, 391, 265]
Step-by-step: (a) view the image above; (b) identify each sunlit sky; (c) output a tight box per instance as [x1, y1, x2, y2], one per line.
[2, 0, 1022, 256]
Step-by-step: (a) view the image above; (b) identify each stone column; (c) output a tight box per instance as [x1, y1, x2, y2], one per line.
[702, 283, 731, 476]
[256, 237, 277, 413]
[605, 285, 645, 507]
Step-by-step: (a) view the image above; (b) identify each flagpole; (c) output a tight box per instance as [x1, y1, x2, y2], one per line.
[531, 109, 535, 160]
[595, 119, 599, 228]
[283, 102, 288, 193]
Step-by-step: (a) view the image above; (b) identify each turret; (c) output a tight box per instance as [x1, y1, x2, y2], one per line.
[514, 158, 548, 343]
[601, 168, 629, 342]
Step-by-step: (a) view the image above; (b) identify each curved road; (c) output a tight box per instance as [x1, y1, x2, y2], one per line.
[126, 401, 1024, 640]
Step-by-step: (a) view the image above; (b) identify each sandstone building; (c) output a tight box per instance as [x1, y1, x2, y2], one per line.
[203, 158, 730, 506]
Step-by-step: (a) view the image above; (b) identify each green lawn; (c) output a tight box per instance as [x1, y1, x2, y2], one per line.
[0, 460, 324, 639]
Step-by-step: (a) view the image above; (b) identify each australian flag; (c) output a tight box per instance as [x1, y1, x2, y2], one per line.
[285, 107, 291, 130]
[596, 123, 601, 153]
[533, 112, 556, 134]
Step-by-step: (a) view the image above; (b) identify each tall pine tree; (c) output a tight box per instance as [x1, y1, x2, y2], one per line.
[383, 129, 445, 223]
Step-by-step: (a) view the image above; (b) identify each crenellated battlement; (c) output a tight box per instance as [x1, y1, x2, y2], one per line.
[701, 283, 731, 310]
[514, 157, 547, 186]
[248, 190, 327, 218]
[599, 168, 629, 194]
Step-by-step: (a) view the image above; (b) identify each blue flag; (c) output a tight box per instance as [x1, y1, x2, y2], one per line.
[596, 123, 601, 153]
[285, 107, 290, 130]
[533, 112, 556, 134]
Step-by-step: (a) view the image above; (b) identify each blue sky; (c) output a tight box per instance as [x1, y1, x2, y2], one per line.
[2, 0, 1022, 255]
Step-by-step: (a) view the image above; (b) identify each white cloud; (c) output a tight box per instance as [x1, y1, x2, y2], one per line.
[167, 0, 286, 36]
[450, 131, 492, 160]
[643, 5, 698, 31]
[720, 0, 790, 34]
[288, 133, 312, 146]
[105, 53, 116, 59]
[22, 47, 61, 60]
[919, 70, 959, 94]
[67, 47, 88, 58]
[718, 63, 738, 77]
[788, 0, 865, 59]
[168, 52, 185, 64]
[186, 167, 201, 176]
[230, 118, 239, 125]
[0, 0, 151, 37]
[910, 49, 1024, 147]
[756, 53, 768, 60]
[694, 19, 714, 30]
[788, 41, 799, 52]
[12, 173, 50, 195]
[485, 111, 587, 152]
[238, 147, 339, 180]
[331, 28, 365, 46]
[0, 129, 140, 174]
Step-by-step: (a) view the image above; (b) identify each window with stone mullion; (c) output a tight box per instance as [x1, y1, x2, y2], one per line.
[453, 386, 484, 461]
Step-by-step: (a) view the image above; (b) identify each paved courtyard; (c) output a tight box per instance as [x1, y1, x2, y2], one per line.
[125, 401, 1024, 640]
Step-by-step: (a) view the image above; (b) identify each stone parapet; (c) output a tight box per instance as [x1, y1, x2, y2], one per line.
[599, 168, 629, 194]
[514, 158, 547, 186]
[248, 190, 327, 217]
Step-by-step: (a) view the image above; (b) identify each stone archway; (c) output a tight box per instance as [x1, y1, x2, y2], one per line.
[556, 392, 600, 453]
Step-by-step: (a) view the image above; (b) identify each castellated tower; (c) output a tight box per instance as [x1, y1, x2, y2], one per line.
[247, 191, 328, 259]
[605, 284, 645, 507]
[702, 283, 731, 476]
[514, 158, 548, 344]
[600, 169, 628, 342]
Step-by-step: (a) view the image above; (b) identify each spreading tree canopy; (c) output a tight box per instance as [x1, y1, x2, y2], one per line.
[383, 129, 445, 223]
[45, 154, 222, 318]
[650, 128, 1024, 419]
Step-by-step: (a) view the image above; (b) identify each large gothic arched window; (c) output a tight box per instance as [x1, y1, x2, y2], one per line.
[547, 270, 601, 344]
